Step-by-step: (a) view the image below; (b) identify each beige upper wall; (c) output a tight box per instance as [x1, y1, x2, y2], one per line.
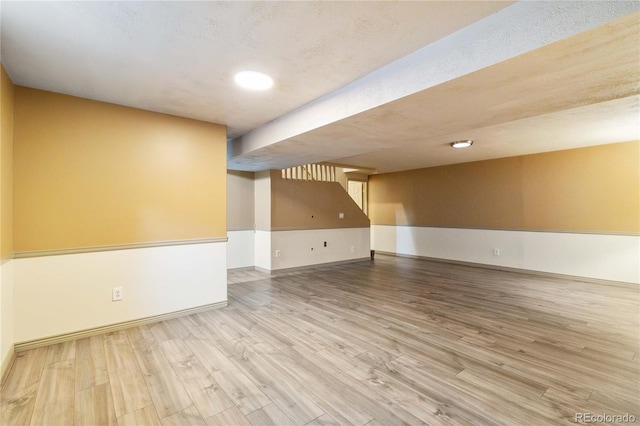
[521, 142, 639, 233]
[271, 170, 369, 231]
[227, 170, 255, 230]
[369, 141, 639, 234]
[369, 157, 524, 229]
[254, 170, 271, 231]
[0, 65, 14, 260]
[14, 87, 227, 252]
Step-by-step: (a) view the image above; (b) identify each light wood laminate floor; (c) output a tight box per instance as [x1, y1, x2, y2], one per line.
[2, 255, 638, 425]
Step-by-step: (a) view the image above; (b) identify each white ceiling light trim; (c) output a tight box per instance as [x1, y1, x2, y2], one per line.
[234, 71, 274, 91]
[450, 140, 473, 148]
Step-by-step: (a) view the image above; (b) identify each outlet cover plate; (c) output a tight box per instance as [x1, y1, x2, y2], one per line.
[112, 287, 123, 301]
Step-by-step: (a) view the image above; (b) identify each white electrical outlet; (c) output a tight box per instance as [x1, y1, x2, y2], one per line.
[493, 248, 500, 256]
[338, 212, 344, 219]
[112, 287, 123, 301]
[351, 246, 355, 253]
[275, 250, 281, 257]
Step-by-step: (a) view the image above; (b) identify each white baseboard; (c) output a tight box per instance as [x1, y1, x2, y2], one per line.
[0, 259, 15, 384]
[1, 345, 15, 385]
[15, 301, 227, 352]
[376, 251, 633, 285]
[255, 257, 371, 275]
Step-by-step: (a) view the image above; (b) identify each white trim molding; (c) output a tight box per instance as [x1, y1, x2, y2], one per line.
[14, 301, 227, 352]
[0, 346, 15, 385]
[13, 237, 228, 259]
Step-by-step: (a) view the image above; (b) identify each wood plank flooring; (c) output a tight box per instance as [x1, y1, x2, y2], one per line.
[2, 255, 638, 425]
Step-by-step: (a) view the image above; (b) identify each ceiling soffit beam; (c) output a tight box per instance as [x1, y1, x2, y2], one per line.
[229, 1, 639, 164]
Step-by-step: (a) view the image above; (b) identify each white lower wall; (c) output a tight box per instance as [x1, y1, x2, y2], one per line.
[13, 242, 227, 343]
[254, 230, 272, 271]
[0, 259, 14, 373]
[227, 230, 255, 269]
[521, 232, 639, 283]
[270, 228, 370, 271]
[372, 225, 639, 284]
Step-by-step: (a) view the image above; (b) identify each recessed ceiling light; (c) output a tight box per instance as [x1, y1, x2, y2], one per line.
[234, 71, 274, 91]
[450, 140, 473, 148]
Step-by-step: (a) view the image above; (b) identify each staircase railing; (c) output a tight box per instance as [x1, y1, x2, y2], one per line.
[281, 164, 336, 182]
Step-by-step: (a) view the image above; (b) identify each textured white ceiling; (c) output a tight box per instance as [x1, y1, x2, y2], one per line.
[229, 2, 640, 172]
[0, 1, 510, 138]
[232, 10, 640, 173]
[1, 1, 638, 174]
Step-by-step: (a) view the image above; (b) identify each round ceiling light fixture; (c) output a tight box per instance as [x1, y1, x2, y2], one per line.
[450, 140, 473, 149]
[234, 70, 274, 91]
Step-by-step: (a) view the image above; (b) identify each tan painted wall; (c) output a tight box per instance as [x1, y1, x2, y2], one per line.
[14, 87, 227, 252]
[271, 170, 370, 231]
[254, 170, 271, 231]
[227, 170, 255, 230]
[369, 141, 639, 234]
[521, 142, 639, 233]
[0, 65, 14, 260]
[0, 63, 16, 381]
[369, 157, 524, 229]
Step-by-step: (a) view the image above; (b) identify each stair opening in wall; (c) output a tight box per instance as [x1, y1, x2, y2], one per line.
[280, 163, 371, 216]
[347, 180, 368, 215]
[281, 163, 336, 182]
